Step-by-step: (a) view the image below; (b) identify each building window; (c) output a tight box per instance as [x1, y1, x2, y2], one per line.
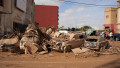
[106, 15, 109, 19]
[14, 0, 17, 6]
[14, 0, 27, 12]
[0, 0, 3, 6]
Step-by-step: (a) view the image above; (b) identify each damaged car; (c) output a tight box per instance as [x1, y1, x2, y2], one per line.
[51, 34, 85, 53]
[84, 36, 110, 51]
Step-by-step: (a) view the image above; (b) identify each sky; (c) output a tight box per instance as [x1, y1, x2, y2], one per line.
[34, 0, 118, 29]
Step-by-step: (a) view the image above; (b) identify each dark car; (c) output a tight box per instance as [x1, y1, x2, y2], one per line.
[113, 33, 120, 41]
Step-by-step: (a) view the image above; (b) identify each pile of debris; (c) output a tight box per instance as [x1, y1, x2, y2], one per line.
[0, 23, 52, 54]
[0, 36, 19, 52]
[101, 46, 120, 55]
[0, 30, 21, 52]
[0, 23, 119, 57]
[19, 23, 55, 54]
[50, 33, 85, 53]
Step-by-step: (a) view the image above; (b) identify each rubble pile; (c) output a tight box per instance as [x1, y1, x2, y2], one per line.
[0, 24, 53, 53]
[0, 33, 20, 52]
[50, 33, 85, 53]
[101, 46, 120, 54]
[20, 23, 53, 54]
[0, 23, 120, 57]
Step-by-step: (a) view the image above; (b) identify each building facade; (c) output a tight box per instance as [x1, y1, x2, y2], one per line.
[117, 0, 120, 30]
[104, 8, 117, 33]
[35, 5, 59, 29]
[0, 0, 35, 34]
[104, 0, 120, 33]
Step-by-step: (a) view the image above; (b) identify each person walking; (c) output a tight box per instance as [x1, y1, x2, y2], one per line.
[109, 31, 113, 41]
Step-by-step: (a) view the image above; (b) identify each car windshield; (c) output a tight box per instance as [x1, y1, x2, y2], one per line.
[86, 38, 98, 42]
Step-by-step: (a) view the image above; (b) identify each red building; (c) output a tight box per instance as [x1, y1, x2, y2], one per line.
[103, 24, 117, 33]
[35, 5, 59, 29]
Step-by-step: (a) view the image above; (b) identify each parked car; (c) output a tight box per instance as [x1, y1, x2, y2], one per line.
[113, 33, 120, 41]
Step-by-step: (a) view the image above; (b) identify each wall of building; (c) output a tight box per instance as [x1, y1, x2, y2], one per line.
[0, 0, 12, 14]
[35, 5, 58, 29]
[104, 24, 117, 33]
[104, 8, 118, 33]
[116, 0, 120, 31]
[105, 8, 117, 24]
[0, 0, 35, 34]
[117, 8, 120, 30]
[104, 0, 120, 33]
[25, 0, 35, 24]
[105, 8, 111, 24]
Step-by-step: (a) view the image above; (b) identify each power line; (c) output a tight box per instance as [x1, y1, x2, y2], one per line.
[63, 1, 117, 7]
[94, 0, 102, 5]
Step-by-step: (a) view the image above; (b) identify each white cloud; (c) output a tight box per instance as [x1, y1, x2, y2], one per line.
[64, 9, 74, 14]
[76, 8, 85, 12]
[34, 0, 63, 6]
[59, 8, 91, 28]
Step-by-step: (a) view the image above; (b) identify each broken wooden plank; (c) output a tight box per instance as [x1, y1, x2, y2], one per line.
[24, 42, 41, 54]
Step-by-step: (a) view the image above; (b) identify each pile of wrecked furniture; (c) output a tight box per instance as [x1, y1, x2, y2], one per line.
[0, 23, 120, 56]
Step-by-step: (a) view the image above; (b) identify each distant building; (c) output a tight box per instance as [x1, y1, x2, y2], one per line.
[35, 5, 59, 29]
[117, 0, 120, 30]
[104, 8, 117, 33]
[0, 0, 35, 34]
[104, 0, 120, 33]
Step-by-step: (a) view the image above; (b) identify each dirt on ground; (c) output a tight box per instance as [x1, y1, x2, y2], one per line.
[110, 41, 120, 47]
[0, 51, 120, 68]
[0, 41, 120, 68]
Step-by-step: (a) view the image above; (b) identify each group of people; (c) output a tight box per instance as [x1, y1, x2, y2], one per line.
[103, 31, 113, 40]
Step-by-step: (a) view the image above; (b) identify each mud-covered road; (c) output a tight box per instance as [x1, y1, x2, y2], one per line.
[0, 41, 120, 68]
[0, 51, 120, 68]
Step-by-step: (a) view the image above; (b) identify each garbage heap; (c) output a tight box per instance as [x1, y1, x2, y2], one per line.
[0, 23, 54, 54]
[0, 30, 22, 52]
[0, 23, 120, 56]
[49, 31, 86, 54]
[19, 23, 55, 54]
[0, 23, 85, 54]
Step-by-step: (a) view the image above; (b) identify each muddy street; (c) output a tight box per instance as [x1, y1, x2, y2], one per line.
[0, 51, 120, 68]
